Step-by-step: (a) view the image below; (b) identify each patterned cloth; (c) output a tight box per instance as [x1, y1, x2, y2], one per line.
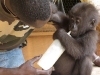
[0, 0, 34, 50]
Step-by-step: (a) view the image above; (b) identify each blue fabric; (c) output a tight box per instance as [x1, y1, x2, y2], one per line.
[0, 47, 25, 68]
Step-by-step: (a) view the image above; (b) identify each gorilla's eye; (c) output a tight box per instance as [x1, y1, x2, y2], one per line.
[70, 17, 74, 23]
[71, 18, 74, 20]
[76, 19, 80, 23]
[91, 19, 95, 26]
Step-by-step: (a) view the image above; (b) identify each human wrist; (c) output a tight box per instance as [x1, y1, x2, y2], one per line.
[0, 67, 21, 75]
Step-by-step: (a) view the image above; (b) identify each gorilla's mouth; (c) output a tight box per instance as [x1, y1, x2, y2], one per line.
[70, 31, 77, 36]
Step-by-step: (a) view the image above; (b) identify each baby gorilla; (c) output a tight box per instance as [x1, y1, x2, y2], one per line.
[52, 2, 100, 75]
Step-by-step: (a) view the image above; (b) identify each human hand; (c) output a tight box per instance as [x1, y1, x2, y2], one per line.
[18, 56, 54, 75]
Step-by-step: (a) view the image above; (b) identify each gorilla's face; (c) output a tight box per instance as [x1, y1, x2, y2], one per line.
[68, 3, 99, 37]
[68, 11, 84, 38]
[69, 14, 81, 37]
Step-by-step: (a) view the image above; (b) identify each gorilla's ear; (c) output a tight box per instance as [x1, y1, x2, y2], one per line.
[90, 19, 96, 26]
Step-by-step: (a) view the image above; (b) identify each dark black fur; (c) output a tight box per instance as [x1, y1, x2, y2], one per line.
[52, 2, 99, 75]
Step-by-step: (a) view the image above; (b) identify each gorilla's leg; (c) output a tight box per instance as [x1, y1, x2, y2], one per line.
[80, 57, 92, 75]
[71, 60, 80, 75]
[52, 52, 75, 75]
[71, 57, 92, 75]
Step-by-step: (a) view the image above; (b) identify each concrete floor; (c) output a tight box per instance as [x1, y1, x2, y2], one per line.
[92, 66, 100, 75]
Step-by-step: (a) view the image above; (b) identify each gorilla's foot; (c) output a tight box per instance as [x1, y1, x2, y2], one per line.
[94, 56, 100, 67]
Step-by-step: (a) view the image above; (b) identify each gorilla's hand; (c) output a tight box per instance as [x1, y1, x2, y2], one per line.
[53, 28, 66, 40]
[18, 56, 54, 75]
[49, 2, 69, 31]
[50, 11, 69, 30]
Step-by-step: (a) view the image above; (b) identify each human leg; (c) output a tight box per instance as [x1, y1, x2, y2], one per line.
[0, 47, 25, 68]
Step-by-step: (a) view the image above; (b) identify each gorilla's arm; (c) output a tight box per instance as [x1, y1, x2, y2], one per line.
[53, 29, 98, 59]
[50, 2, 69, 32]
